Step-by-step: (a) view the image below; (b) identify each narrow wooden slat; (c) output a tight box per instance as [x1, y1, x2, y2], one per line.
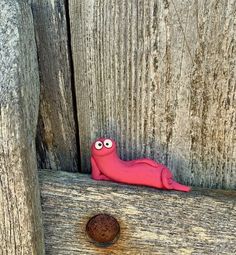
[69, 0, 236, 189]
[31, 0, 79, 172]
[39, 170, 236, 255]
[0, 1, 45, 253]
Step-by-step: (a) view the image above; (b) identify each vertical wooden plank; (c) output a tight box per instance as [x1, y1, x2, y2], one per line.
[0, 0, 45, 254]
[31, 0, 79, 171]
[69, 0, 235, 188]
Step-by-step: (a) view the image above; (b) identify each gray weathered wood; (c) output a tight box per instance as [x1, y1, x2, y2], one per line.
[39, 169, 236, 255]
[0, 1, 45, 254]
[31, 0, 79, 171]
[69, 0, 236, 189]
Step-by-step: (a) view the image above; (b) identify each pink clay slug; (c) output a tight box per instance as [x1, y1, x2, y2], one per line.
[91, 138, 191, 192]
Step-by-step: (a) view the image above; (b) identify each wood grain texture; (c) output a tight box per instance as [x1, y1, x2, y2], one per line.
[0, 1, 45, 254]
[39, 170, 236, 255]
[69, 0, 236, 189]
[31, 0, 79, 171]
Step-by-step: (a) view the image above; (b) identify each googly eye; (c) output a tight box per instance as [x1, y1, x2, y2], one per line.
[104, 139, 113, 148]
[94, 141, 103, 150]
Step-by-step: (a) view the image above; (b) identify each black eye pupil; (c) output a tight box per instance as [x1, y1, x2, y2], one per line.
[98, 143, 102, 146]
[106, 143, 109, 145]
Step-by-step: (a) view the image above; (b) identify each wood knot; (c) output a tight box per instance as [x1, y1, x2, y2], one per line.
[86, 214, 120, 247]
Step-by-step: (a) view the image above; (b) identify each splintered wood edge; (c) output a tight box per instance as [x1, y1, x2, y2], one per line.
[39, 169, 236, 255]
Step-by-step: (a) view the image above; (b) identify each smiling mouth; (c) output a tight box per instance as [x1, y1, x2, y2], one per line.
[93, 149, 115, 157]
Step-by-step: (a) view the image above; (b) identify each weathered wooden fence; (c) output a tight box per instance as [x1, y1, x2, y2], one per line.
[0, 1, 44, 254]
[69, 0, 235, 189]
[0, 0, 235, 254]
[32, 0, 235, 189]
[31, 0, 79, 172]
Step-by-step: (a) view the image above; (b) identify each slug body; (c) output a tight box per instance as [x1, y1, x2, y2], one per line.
[91, 138, 191, 192]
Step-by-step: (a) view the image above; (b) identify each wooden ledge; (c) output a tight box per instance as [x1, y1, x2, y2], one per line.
[39, 170, 236, 255]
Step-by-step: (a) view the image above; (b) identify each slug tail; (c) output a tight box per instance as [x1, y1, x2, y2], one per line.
[161, 168, 191, 192]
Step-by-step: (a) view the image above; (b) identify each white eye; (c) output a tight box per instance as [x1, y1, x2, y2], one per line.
[94, 141, 103, 150]
[104, 139, 113, 148]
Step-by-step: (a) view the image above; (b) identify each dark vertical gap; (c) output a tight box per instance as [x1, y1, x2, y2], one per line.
[64, 0, 82, 173]
[30, 3, 47, 170]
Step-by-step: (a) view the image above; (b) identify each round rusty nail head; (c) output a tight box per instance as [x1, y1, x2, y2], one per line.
[86, 213, 120, 247]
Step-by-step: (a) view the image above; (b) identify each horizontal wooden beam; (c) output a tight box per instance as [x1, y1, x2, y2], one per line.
[39, 170, 235, 254]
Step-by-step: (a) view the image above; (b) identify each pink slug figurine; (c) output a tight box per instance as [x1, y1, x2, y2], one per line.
[91, 138, 191, 192]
